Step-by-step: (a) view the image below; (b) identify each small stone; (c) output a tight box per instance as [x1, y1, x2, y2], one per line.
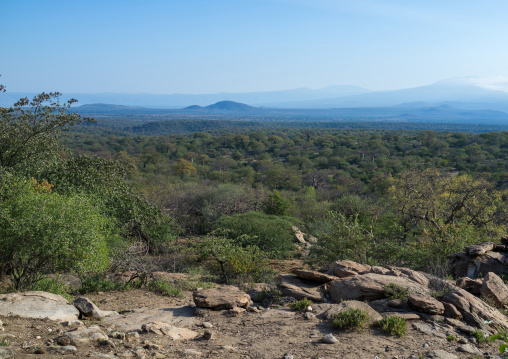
[283, 354, 294, 359]
[202, 322, 213, 328]
[58, 345, 77, 354]
[99, 339, 116, 349]
[303, 312, 316, 320]
[57, 336, 72, 346]
[203, 330, 213, 340]
[61, 320, 84, 328]
[457, 344, 481, 355]
[458, 338, 468, 344]
[194, 308, 208, 317]
[184, 349, 201, 356]
[34, 348, 46, 354]
[144, 343, 162, 350]
[47, 328, 52, 333]
[321, 333, 338, 344]
[305, 306, 313, 312]
[36, 335, 42, 339]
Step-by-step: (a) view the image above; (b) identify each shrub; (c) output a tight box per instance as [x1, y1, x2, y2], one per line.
[289, 298, 313, 311]
[333, 309, 370, 330]
[31, 277, 72, 301]
[374, 316, 407, 337]
[79, 275, 125, 294]
[215, 211, 299, 258]
[473, 329, 487, 344]
[200, 233, 276, 285]
[0, 174, 110, 290]
[384, 284, 411, 301]
[447, 334, 456, 341]
[147, 279, 183, 297]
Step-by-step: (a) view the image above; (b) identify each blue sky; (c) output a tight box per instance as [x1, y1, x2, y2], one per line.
[1, 0, 508, 94]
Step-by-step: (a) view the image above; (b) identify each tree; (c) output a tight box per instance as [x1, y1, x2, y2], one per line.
[0, 90, 93, 174]
[173, 158, 197, 177]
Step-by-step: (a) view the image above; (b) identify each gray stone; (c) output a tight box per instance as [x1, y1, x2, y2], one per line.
[321, 333, 338, 344]
[329, 273, 428, 302]
[465, 242, 495, 256]
[60, 325, 108, 346]
[141, 321, 198, 340]
[292, 269, 336, 283]
[314, 300, 382, 322]
[61, 319, 84, 328]
[333, 260, 370, 278]
[425, 350, 458, 359]
[58, 345, 77, 354]
[202, 322, 213, 328]
[184, 349, 201, 356]
[412, 322, 447, 339]
[0, 291, 79, 321]
[193, 286, 252, 310]
[408, 294, 444, 315]
[73, 297, 118, 320]
[456, 344, 482, 355]
[443, 302, 462, 319]
[0, 348, 14, 359]
[480, 272, 508, 308]
[276, 275, 324, 302]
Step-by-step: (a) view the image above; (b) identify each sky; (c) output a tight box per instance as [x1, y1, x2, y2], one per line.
[2, 0, 508, 94]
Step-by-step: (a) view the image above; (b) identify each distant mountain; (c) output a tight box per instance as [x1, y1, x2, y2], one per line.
[266, 77, 508, 110]
[0, 85, 370, 108]
[184, 101, 256, 112]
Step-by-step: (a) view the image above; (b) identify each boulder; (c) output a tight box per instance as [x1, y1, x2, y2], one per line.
[292, 226, 306, 244]
[333, 260, 370, 278]
[141, 322, 198, 340]
[276, 275, 324, 302]
[0, 348, 14, 359]
[480, 272, 508, 308]
[408, 294, 444, 315]
[193, 286, 252, 310]
[442, 302, 462, 319]
[328, 273, 428, 302]
[465, 242, 495, 256]
[313, 301, 382, 322]
[455, 277, 482, 295]
[74, 297, 118, 320]
[0, 291, 79, 321]
[291, 269, 335, 283]
[449, 250, 508, 279]
[60, 325, 108, 346]
[385, 266, 431, 287]
[442, 288, 508, 328]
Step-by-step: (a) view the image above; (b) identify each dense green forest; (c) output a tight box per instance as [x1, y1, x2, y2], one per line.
[1, 89, 508, 292]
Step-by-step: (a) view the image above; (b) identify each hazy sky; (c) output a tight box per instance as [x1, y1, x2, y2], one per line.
[2, 0, 508, 94]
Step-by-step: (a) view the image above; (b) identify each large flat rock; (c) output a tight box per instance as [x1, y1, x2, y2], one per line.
[276, 274, 324, 302]
[104, 306, 197, 332]
[0, 291, 79, 321]
[329, 273, 428, 302]
[193, 286, 252, 310]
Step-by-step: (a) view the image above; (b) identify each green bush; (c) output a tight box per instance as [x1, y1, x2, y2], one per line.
[0, 174, 110, 290]
[374, 316, 407, 337]
[384, 284, 411, 301]
[200, 233, 276, 285]
[79, 275, 126, 294]
[147, 279, 183, 297]
[31, 277, 72, 301]
[473, 329, 487, 344]
[215, 211, 299, 258]
[289, 298, 313, 311]
[333, 309, 370, 330]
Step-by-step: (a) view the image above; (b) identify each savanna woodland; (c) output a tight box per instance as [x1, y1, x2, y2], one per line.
[1, 80, 508, 295]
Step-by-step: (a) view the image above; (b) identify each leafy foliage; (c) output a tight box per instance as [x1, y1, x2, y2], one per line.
[332, 308, 370, 330]
[384, 284, 411, 301]
[374, 316, 407, 337]
[289, 298, 313, 311]
[215, 212, 299, 258]
[0, 173, 109, 290]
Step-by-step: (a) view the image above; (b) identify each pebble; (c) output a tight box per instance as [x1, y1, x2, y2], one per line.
[283, 354, 294, 359]
[321, 333, 338, 344]
[303, 312, 315, 320]
[184, 349, 202, 356]
[203, 330, 213, 340]
[202, 322, 213, 328]
[58, 345, 77, 354]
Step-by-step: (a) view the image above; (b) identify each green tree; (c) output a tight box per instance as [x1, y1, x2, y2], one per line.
[173, 158, 197, 177]
[0, 91, 93, 174]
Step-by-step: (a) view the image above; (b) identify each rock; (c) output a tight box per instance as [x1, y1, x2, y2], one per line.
[292, 269, 336, 283]
[58, 345, 77, 354]
[303, 312, 315, 320]
[0, 348, 14, 359]
[194, 308, 209, 317]
[193, 286, 252, 310]
[61, 319, 84, 328]
[408, 294, 445, 315]
[370, 266, 391, 275]
[228, 307, 246, 316]
[202, 322, 213, 328]
[382, 312, 422, 320]
[442, 288, 508, 328]
[425, 350, 458, 359]
[449, 250, 508, 279]
[443, 302, 462, 319]
[465, 242, 495, 256]
[333, 260, 370, 277]
[184, 349, 201, 356]
[386, 266, 431, 287]
[456, 344, 482, 355]
[328, 273, 428, 302]
[292, 226, 307, 243]
[56, 336, 72, 346]
[480, 272, 508, 308]
[283, 354, 294, 359]
[412, 322, 446, 339]
[455, 277, 482, 295]
[314, 300, 382, 322]
[141, 322, 198, 340]
[276, 275, 324, 302]
[60, 325, 108, 346]
[321, 333, 338, 344]
[0, 291, 79, 321]
[246, 283, 276, 302]
[444, 318, 475, 334]
[74, 297, 118, 320]
[203, 330, 213, 340]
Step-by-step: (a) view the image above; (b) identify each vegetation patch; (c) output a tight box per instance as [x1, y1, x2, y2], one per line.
[289, 298, 313, 311]
[332, 308, 371, 330]
[384, 283, 411, 301]
[374, 316, 407, 337]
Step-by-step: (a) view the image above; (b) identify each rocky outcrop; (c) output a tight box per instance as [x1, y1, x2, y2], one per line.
[448, 239, 508, 278]
[313, 301, 382, 322]
[480, 272, 508, 308]
[328, 273, 428, 302]
[333, 260, 370, 278]
[276, 275, 325, 302]
[408, 294, 444, 315]
[456, 277, 482, 295]
[0, 291, 79, 321]
[193, 286, 252, 310]
[58, 325, 108, 346]
[291, 269, 335, 283]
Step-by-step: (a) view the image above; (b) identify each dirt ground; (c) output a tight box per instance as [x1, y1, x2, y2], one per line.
[0, 287, 502, 359]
